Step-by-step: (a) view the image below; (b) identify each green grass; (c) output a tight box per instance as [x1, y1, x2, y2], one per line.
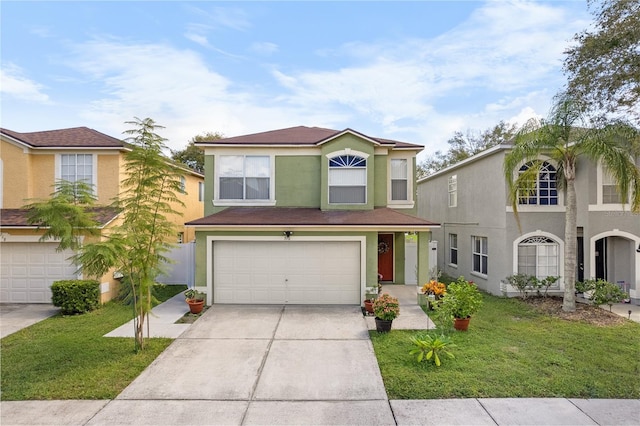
[371, 294, 640, 399]
[0, 284, 186, 401]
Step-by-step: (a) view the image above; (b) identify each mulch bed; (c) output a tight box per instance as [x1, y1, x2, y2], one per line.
[523, 296, 628, 326]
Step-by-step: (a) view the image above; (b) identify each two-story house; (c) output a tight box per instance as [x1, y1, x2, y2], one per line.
[417, 144, 640, 305]
[186, 126, 439, 305]
[0, 126, 205, 303]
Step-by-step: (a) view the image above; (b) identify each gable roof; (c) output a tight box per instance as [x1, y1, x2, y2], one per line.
[186, 207, 439, 230]
[195, 126, 423, 150]
[0, 127, 125, 149]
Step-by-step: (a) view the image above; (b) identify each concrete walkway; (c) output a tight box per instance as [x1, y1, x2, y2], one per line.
[2, 286, 639, 425]
[0, 303, 59, 338]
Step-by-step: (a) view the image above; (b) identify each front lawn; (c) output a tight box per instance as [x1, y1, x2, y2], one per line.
[1, 284, 186, 400]
[370, 294, 640, 399]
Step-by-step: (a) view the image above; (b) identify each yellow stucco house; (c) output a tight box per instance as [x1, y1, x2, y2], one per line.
[0, 126, 204, 303]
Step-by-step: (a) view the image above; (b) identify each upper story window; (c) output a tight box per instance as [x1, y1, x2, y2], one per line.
[61, 154, 93, 186]
[329, 155, 366, 204]
[219, 155, 270, 200]
[179, 176, 186, 194]
[602, 167, 622, 204]
[390, 159, 408, 201]
[198, 182, 204, 202]
[448, 175, 457, 207]
[518, 161, 557, 205]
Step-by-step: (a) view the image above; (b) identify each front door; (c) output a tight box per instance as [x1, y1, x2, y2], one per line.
[378, 234, 394, 282]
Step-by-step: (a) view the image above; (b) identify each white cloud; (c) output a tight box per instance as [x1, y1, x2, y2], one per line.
[270, 1, 588, 151]
[250, 41, 278, 56]
[0, 63, 50, 103]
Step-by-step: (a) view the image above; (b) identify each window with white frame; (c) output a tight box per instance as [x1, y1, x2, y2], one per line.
[390, 159, 408, 201]
[449, 233, 458, 265]
[61, 154, 93, 186]
[329, 155, 367, 204]
[602, 167, 622, 204]
[517, 236, 559, 280]
[517, 161, 558, 205]
[219, 155, 270, 200]
[180, 176, 186, 194]
[448, 175, 457, 207]
[198, 182, 204, 202]
[472, 236, 488, 275]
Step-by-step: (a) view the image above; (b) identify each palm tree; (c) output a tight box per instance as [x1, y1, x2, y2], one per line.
[504, 93, 640, 312]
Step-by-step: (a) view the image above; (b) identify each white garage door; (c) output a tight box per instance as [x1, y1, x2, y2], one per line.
[0, 243, 77, 303]
[214, 240, 361, 304]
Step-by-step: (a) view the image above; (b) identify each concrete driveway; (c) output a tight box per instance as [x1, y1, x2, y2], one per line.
[0, 303, 60, 339]
[87, 305, 395, 425]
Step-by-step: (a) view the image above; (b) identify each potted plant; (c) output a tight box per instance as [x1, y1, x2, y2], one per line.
[184, 288, 206, 314]
[435, 276, 483, 331]
[363, 286, 379, 315]
[419, 279, 447, 309]
[372, 293, 400, 332]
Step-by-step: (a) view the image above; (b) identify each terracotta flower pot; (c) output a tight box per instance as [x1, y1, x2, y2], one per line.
[187, 299, 204, 314]
[364, 299, 375, 314]
[453, 317, 470, 331]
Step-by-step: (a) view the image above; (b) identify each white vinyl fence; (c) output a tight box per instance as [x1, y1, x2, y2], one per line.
[156, 242, 195, 287]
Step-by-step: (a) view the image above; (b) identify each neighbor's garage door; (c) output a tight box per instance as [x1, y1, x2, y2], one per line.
[0, 243, 77, 303]
[214, 241, 360, 304]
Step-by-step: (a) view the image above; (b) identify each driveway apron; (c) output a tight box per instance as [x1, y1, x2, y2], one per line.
[89, 305, 395, 425]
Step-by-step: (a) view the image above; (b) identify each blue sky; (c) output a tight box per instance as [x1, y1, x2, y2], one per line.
[1, 1, 591, 159]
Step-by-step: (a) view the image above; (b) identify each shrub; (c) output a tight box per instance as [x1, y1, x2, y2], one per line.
[51, 279, 100, 315]
[373, 293, 400, 321]
[579, 279, 628, 311]
[502, 273, 539, 299]
[436, 276, 483, 319]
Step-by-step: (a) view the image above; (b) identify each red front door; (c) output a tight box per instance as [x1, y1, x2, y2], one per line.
[378, 234, 394, 282]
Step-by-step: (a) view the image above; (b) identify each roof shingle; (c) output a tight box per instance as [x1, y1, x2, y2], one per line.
[1, 208, 120, 228]
[1, 127, 125, 148]
[186, 207, 438, 228]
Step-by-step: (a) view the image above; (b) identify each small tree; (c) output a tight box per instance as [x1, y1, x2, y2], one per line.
[75, 118, 183, 351]
[170, 131, 223, 173]
[24, 180, 101, 250]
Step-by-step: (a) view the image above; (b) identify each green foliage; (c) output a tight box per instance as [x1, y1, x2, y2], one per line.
[184, 288, 206, 302]
[418, 121, 517, 177]
[170, 131, 223, 173]
[503, 274, 560, 299]
[564, 0, 640, 124]
[74, 117, 184, 351]
[502, 274, 539, 299]
[371, 294, 640, 399]
[409, 333, 456, 367]
[50, 280, 100, 315]
[579, 279, 628, 311]
[372, 293, 400, 321]
[435, 276, 483, 319]
[23, 180, 101, 251]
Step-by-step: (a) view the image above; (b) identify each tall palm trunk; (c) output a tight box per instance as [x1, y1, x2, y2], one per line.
[563, 160, 578, 312]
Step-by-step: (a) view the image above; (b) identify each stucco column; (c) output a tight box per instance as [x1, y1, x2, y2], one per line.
[417, 231, 431, 286]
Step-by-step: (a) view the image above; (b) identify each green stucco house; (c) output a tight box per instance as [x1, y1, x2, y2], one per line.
[187, 126, 439, 305]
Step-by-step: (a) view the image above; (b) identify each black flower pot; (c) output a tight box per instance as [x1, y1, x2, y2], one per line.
[375, 317, 393, 333]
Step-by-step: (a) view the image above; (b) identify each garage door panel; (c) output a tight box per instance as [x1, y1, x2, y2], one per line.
[213, 241, 360, 305]
[1, 243, 77, 303]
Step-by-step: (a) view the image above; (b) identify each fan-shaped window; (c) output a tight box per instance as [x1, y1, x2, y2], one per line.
[329, 155, 366, 204]
[518, 236, 559, 280]
[518, 161, 558, 205]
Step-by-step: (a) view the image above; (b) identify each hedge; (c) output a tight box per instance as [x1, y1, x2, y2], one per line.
[51, 280, 101, 315]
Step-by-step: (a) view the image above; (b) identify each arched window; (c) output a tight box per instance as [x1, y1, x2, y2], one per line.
[517, 236, 559, 280]
[518, 161, 558, 205]
[329, 155, 366, 204]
